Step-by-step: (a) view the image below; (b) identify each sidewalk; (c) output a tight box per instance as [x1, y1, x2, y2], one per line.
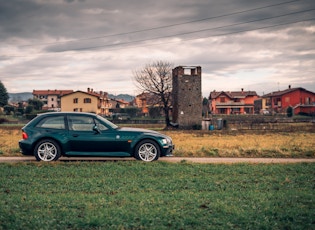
[1, 156, 315, 164]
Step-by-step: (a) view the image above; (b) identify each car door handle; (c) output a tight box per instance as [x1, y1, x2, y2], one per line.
[72, 134, 79, 137]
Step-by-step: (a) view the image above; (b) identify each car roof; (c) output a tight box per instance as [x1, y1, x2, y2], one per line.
[37, 112, 97, 117]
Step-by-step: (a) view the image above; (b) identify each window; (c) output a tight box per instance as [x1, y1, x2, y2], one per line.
[220, 97, 225, 103]
[305, 97, 310, 104]
[95, 119, 107, 131]
[68, 115, 107, 131]
[73, 98, 78, 103]
[36, 116, 65, 129]
[84, 98, 91, 103]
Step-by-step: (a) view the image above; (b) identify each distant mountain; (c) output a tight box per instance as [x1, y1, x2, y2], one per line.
[8, 92, 33, 103]
[108, 94, 135, 102]
[8, 92, 135, 103]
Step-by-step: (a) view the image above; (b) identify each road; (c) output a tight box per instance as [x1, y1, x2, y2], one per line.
[1, 156, 315, 164]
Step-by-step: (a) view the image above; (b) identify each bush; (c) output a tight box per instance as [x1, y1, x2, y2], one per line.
[25, 114, 37, 120]
[0, 118, 9, 124]
[149, 106, 161, 119]
[123, 107, 140, 118]
[25, 105, 33, 114]
[3, 105, 14, 115]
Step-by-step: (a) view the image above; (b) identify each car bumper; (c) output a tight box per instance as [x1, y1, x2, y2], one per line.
[162, 144, 174, 157]
[18, 140, 33, 156]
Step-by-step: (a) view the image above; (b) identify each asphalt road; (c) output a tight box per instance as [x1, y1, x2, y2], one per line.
[1, 156, 315, 164]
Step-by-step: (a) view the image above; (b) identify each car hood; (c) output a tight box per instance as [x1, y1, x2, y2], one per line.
[118, 127, 160, 134]
[117, 127, 170, 138]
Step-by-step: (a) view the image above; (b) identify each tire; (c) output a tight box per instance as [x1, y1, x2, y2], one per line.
[134, 140, 160, 162]
[34, 139, 61, 162]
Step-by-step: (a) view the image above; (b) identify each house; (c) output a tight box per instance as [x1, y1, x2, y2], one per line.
[60, 88, 130, 115]
[133, 92, 162, 116]
[60, 88, 110, 115]
[33, 89, 73, 111]
[262, 86, 315, 115]
[209, 89, 258, 115]
[113, 98, 130, 109]
[134, 92, 151, 116]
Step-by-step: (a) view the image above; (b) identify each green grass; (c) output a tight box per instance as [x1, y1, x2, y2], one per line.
[0, 162, 314, 229]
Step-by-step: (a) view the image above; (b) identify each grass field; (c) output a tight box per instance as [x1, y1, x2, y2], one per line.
[163, 130, 315, 158]
[1, 125, 314, 158]
[0, 162, 314, 229]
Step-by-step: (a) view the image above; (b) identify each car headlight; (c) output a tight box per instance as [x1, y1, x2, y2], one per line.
[161, 139, 168, 145]
[161, 138, 172, 145]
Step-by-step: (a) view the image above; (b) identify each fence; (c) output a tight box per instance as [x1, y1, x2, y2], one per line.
[202, 117, 315, 132]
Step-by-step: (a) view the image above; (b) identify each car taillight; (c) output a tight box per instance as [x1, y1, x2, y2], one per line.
[22, 131, 28, 140]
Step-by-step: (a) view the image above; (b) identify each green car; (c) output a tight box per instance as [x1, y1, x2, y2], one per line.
[19, 112, 174, 162]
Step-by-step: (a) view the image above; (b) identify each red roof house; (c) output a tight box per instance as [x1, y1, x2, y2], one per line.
[209, 89, 258, 115]
[262, 86, 315, 115]
[33, 89, 73, 111]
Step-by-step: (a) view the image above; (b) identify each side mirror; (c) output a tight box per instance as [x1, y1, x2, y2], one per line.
[93, 125, 101, 134]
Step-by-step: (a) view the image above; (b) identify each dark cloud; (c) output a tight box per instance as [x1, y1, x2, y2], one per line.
[1, 0, 315, 95]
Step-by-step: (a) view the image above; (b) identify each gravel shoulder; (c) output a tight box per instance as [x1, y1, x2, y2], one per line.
[0, 156, 315, 164]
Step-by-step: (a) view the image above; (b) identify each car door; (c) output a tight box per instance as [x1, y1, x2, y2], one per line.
[66, 115, 127, 154]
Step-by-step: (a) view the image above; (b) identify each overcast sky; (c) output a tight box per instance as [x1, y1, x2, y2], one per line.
[1, 0, 315, 97]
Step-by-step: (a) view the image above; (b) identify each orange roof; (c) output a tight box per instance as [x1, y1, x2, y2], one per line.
[209, 90, 257, 99]
[33, 89, 73, 96]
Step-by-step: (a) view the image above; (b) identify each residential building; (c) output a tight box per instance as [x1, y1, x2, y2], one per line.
[113, 98, 129, 109]
[60, 88, 129, 115]
[262, 86, 315, 115]
[134, 92, 156, 116]
[33, 89, 73, 111]
[209, 89, 258, 115]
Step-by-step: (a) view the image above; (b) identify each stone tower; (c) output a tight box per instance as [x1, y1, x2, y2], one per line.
[172, 66, 202, 129]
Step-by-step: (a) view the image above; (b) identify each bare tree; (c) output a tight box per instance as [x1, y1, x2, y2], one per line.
[133, 60, 173, 127]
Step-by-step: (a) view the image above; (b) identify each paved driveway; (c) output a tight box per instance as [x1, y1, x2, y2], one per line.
[0, 156, 315, 164]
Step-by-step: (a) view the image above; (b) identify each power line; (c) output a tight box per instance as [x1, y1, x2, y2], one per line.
[52, 8, 315, 52]
[20, 0, 299, 47]
[5, 15, 314, 58]
[69, 17, 315, 52]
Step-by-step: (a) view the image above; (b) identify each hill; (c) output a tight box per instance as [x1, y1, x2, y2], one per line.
[8, 92, 33, 103]
[8, 92, 134, 103]
[108, 94, 134, 102]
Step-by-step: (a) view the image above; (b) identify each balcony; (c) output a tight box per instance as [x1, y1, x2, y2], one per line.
[216, 101, 245, 106]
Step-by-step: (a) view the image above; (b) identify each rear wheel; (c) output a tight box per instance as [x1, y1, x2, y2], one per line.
[34, 139, 61, 162]
[135, 140, 160, 162]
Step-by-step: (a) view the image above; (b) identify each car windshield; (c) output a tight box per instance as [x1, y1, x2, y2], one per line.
[96, 115, 119, 129]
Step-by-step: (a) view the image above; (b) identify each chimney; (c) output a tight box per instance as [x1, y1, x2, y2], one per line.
[289, 85, 291, 89]
[87, 87, 90, 93]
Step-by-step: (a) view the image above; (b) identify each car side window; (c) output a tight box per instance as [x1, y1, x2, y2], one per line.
[36, 116, 65, 129]
[68, 116, 108, 131]
[95, 119, 108, 131]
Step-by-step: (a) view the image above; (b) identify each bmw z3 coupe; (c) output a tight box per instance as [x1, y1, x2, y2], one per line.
[19, 112, 174, 162]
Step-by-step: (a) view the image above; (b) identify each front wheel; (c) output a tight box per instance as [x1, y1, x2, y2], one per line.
[134, 140, 160, 162]
[34, 139, 61, 162]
